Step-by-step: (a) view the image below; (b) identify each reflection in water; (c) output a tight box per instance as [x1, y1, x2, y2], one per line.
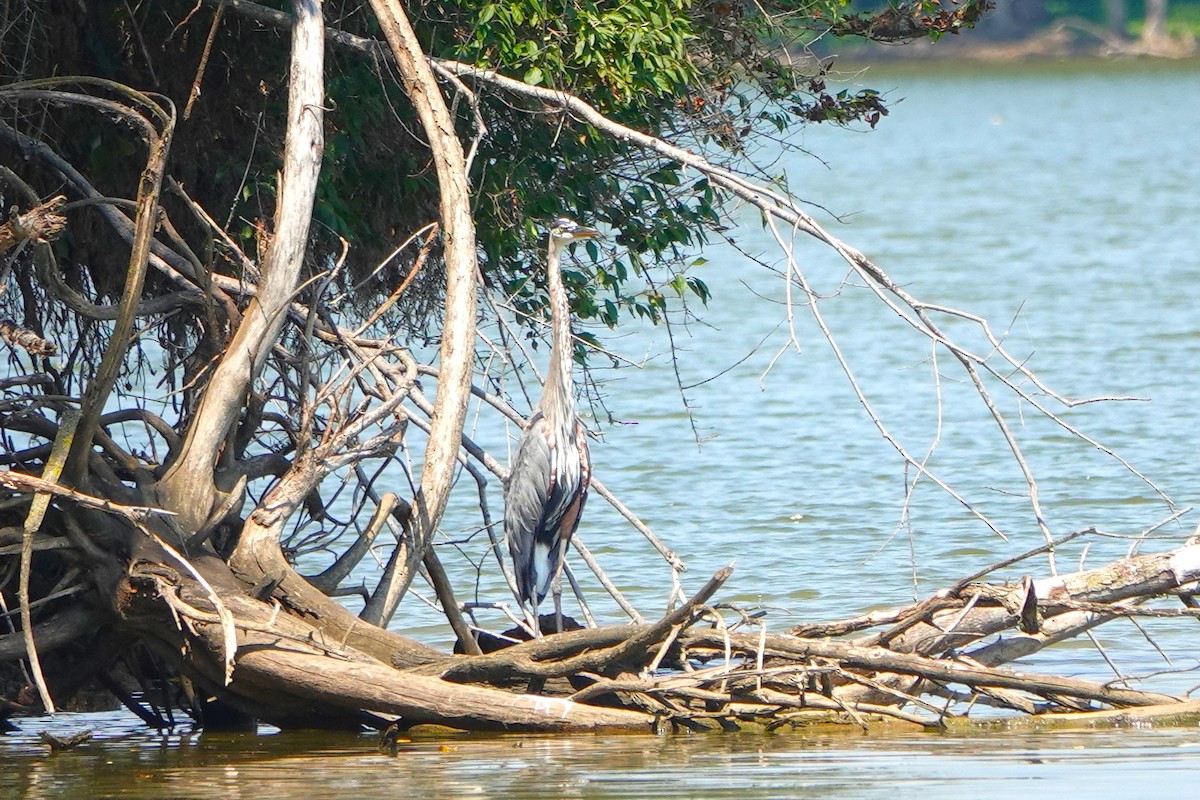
[4, 713, 1200, 799]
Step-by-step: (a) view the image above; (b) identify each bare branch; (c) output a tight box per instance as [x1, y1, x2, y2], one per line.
[366, 0, 480, 618]
[0, 194, 66, 255]
[160, 0, 325, 528]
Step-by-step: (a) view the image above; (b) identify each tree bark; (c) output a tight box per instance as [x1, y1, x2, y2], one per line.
[362, 0, 478, 626]
[227, 466, 444, 668]
[63, 93, 173, 486]
[113, 532, 650, 731]
[0, 195, 66, 255]
[158, 0, 325, 529]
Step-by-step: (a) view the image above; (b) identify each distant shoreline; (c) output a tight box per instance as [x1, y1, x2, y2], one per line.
[831, 20, 1198, 63]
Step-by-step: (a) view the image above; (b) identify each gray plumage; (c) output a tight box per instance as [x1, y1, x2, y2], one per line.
[505, 218, 600, 620]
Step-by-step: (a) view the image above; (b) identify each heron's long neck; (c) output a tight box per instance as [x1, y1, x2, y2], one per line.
[541, 239, 575, 424]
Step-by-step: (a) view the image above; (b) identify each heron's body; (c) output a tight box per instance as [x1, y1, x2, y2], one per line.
[504, 410, 591, 607]
[504, 218, 599, 625]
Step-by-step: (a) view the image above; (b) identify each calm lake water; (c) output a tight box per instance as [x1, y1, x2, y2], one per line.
[4, 59, 1200, 797]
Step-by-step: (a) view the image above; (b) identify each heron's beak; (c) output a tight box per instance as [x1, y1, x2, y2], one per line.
[574, 226, 601, 239]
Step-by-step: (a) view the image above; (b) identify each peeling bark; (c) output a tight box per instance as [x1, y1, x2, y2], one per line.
[363, 0, 479, 625]
[159, 0, 325, 529]
[0, 195, 66, 255]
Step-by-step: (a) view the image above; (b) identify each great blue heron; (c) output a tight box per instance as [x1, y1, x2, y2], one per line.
[505, 217, 601, 633]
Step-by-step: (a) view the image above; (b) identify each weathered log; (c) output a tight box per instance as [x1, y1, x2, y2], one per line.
[114, 542, 651, 731]
[236, 652, 651, 731]
[679, 630, 1179, 708]
[432, 567, 732, 683]
[841, 543, 1200, 672]
[965, 608, 1114, 666]
[363, 0, 480, 620]
[0, 195, 66, 255]
[228, 499, 444, 669]
[157, 0, 324, 528]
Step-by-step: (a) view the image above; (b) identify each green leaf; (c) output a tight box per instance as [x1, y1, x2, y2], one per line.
[524, 66, 544, 86]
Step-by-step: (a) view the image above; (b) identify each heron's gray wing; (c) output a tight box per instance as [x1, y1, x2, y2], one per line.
[504, 413, 590, 604]
[505, 413, 555, 603]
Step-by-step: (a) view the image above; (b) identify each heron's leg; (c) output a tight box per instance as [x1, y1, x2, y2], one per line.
[527, 600, 542, 639]
[551, 574, 564, 634]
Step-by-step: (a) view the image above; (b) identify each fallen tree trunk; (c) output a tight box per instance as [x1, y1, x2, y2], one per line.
[106, 518, 651, 731]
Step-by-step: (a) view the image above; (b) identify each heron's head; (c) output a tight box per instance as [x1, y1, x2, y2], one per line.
[549, 217, 601, 243]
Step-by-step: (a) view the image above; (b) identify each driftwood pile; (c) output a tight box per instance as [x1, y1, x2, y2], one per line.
[2, 2, 1198, 738]
[5, 443, 1200, 736]
[410, 533, 1200, 733]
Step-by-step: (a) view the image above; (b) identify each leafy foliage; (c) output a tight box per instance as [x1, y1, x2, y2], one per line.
[449, 0, 697, 105]
[0, 0, 988, 364]
[408, 0, 988, 341]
